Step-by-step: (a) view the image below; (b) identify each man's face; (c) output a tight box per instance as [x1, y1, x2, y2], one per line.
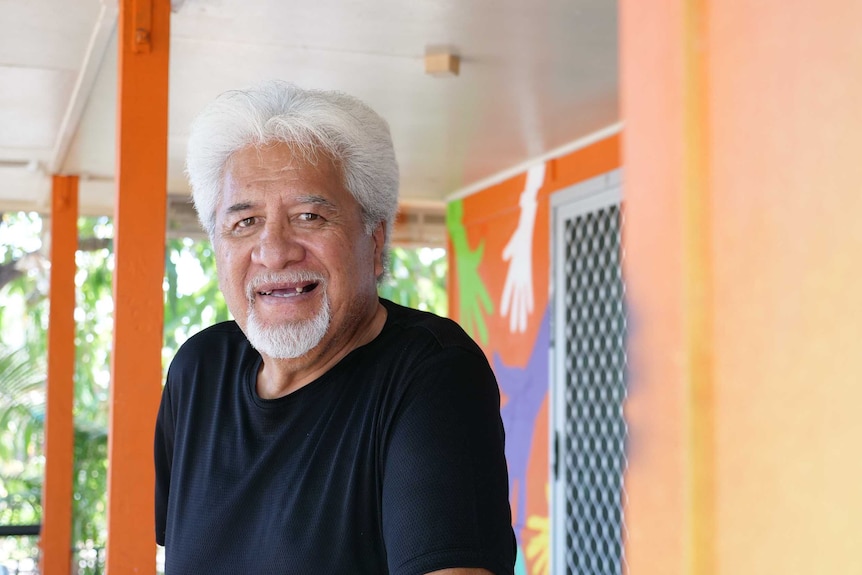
[212, 142, 384, 361]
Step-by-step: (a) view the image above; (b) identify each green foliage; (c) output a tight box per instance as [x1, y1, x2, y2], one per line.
[71, 424, 108, 546]
[162, 237, 229, 369]
[0, 212, 49, 356]
[0, 346, 45, 527]
[0, 213, 48, 533]
[68, 216, 114, 551]
[378, 247, 448, 316]
[0, 213, 115, 560]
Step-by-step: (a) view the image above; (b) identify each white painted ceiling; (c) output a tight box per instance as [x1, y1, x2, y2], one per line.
[0, 0, 618, 219]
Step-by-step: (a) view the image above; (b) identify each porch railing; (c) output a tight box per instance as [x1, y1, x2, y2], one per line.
[0, 527, 40, 575]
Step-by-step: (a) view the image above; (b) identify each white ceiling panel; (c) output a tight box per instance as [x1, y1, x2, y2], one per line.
[0, 66, 77, 150]
[0, 0, 619, 217]
[60, 29, 117, 178]
[0, 166, 51, 211]
[0, 0, 101, 69]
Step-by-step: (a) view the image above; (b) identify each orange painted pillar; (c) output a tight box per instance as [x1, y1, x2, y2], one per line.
[106, 0, 169, 572]
[41, 175, 78, 575]
[619, 0, 715, 570]
[621, 1, 862, 574]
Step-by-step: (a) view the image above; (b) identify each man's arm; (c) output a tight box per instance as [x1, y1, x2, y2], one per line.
[382, 345, 515, 575]
[154, 381, 175, 546]
[428, 570, 494, 575]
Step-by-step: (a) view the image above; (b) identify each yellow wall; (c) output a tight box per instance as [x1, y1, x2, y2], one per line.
[622, 0, 862, 573]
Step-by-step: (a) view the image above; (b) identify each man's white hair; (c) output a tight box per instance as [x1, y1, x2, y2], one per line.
[185, 81, 399, 269]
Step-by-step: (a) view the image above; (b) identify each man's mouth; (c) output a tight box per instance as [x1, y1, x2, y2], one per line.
[258, 283, 319, 297]
[247, 272, 325, 303]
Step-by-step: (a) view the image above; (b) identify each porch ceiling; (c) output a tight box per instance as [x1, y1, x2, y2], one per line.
[0, 0, 618, 220]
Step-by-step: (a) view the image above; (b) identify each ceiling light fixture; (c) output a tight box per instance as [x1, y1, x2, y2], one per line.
[424, 48, 460, 77]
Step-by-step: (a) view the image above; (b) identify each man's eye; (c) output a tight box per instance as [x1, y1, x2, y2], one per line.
[298, 213, 320, 222]
[237, 217, 257, 228]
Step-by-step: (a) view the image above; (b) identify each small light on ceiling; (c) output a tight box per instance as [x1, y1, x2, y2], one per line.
[424, 50, 460, 77]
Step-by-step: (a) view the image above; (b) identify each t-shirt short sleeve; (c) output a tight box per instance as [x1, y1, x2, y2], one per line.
[381, 345, 515, 575]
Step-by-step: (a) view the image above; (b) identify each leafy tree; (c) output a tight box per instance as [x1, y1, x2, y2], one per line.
[378, 246, 447, 316]
[0, 213, 114, 570]
[69, 217, 113, 554]
[0, 345, 45, 525]
[0, 212, 49, 572]
[162, 237, 230, 363]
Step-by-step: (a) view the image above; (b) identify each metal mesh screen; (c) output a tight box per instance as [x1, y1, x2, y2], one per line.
[560, 204, 627, 575]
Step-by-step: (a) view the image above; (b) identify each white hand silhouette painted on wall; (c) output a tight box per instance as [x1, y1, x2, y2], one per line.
[501, 162, 545, 333]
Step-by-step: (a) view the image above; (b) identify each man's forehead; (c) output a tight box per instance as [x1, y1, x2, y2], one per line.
[216, 146, 353, 214]
[227, 141, 338, 170]
[226, 141, 337, 179]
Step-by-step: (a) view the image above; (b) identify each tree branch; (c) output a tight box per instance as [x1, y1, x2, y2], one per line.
[0, 237, 114, 292]
[0, 260, 23, 290]
[77, 237, 112, 252]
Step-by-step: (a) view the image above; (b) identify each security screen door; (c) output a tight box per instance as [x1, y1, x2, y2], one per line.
[550, 169, 627, 575]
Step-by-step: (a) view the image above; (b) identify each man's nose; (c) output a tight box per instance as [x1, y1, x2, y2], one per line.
[251, 220, 305, 269]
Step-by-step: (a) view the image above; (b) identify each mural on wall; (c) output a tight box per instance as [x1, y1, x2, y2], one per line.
[446, 162, 552, 575]
[500, 164, 544, 334]
[446, 134, 621, 575]
[446, 199, 494, 345]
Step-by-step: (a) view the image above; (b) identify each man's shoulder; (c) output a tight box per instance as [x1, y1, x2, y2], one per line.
[379, 298, 483, 356]
[171, 320, 249, 367]
[181, 319, 244, 345]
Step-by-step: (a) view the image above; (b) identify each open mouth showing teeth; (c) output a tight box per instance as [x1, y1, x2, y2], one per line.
[258, 283, 318, 297]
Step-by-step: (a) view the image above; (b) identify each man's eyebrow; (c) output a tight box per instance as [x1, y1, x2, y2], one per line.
[224, 201, 257, 214]
[296, 195, 337, 209]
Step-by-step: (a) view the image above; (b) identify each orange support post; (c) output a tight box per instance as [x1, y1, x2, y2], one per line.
[105, 0, 169, 572]
[41, 175, 78, 575]
[619, 2, 715, 572]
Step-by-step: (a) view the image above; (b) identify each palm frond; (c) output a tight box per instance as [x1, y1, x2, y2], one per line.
[0, 345, 45, 401]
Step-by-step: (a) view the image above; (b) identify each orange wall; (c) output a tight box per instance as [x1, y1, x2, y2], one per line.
[447, 135, 620, 575]
[622, 0, 862, 573]
[619, 0, 701, 571]
[711, 2, 862, 572]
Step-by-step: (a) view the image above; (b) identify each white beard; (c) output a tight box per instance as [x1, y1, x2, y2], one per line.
[246, 293, 331, 359]
[244, 272, 331, 359]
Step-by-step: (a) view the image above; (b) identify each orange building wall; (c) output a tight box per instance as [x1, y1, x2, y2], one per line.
[711, 2, 862, 573]
[619, 0, 701, 571]
[447, 135, 620, 575]
[622, 0, 862, 574]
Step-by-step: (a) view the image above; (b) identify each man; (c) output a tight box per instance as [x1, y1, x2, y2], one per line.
[155, 82, 515, 574]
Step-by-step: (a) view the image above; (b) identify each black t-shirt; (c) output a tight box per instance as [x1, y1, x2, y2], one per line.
[155, 299, 515, 574]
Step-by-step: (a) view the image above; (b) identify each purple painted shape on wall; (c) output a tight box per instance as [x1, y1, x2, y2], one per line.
[493, 307, 550, 535]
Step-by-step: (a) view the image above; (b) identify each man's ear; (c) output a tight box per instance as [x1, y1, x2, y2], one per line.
[372, 220, 386, 278]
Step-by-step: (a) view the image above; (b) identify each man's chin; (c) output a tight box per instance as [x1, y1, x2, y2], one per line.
[244, 292, 331, 359]
[250, 342, 314, 361]
[246, 313, 330, 359]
